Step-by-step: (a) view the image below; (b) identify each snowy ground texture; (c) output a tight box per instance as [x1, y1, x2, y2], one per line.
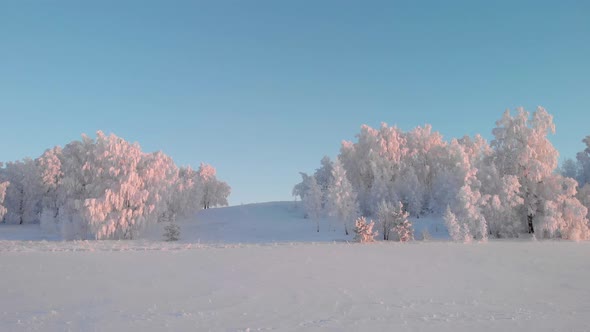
[2, 202, 590, 331]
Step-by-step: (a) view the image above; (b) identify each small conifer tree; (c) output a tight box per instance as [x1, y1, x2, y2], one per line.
[353, 216, 378, 243]
[163, 222, 180, 241]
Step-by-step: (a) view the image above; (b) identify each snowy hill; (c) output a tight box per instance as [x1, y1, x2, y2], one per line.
[148, 201, 354, 244]
[0, 201, 449, 246]
[150, 201, 450, 244]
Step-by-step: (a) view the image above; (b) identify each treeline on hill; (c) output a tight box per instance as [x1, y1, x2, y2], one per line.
[0, 131, 230, 240]
[294, 107, 590, 242]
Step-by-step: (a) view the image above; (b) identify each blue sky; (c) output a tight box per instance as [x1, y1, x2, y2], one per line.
[1, 1, 589, 205]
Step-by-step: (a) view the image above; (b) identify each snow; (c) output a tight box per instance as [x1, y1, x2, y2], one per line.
[1, 202, 590, 331]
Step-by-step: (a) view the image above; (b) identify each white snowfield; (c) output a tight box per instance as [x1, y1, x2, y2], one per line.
[1, 202, 590, 331]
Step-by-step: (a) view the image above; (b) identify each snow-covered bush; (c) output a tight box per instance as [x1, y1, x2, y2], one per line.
[163, 222, 181, 241]
[353, 216, 378, 243]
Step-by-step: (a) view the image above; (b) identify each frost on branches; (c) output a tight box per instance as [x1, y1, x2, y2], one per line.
[353, 216, 378, 243]
[1, 131, 231, 240]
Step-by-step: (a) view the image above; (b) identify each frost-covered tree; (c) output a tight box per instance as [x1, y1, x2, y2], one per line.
[0, 180, 8, 222]
[560, 158, 579, 182]
[302, 176, 323, 232]
[292, 157, 337, 214]
[353, 216, 378, 243]
[404, 124, 447, 214]
[385, 201, 413, 242]
[37, 146, 64, 232]
[163, 166, 204, 222]
[339, 126, 380, 215]
[393, 166, 423, 216]
[453, 185, 487, 241]
[326, 160, 359, 235]
[292, 172, 312, 202]
[482, 107, 589, 239]
[49, 132, 179, 239]
[444, 206, 462, 242]
[480, 174, 524, 237]
[576, 136, 590, 186]
[314, 156, 334, 209]
[198, 163, 230, 209]
[0, 158, 42, 224]
[394, 217, 414, 242]
[376, 200, 396, 240]
[377, 200, 412, 241]
[444, 205, 472, 243]
[535, 175, 589, 240]
[490, 107, 558, 234]
[577, 184, 590, 217]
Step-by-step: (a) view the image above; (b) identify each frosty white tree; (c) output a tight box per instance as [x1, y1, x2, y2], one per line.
[485, 107, 588, 239]
[444, 206, 462, 241]
[326, 160, 359, 235]
[0, 159, 42, 224]
[353, 216, 378, 243]
[198, 163, 231, 210]
[560, 158, 579, 182]
[0, 180, 8, 222]
[302, 176, 323, 232]
[37, 146, 63, 232]
[574, 136, 590, 186]
[390, 201, 413, 242]
[163, 166, 204, 223]
[376, 200, 396, 240]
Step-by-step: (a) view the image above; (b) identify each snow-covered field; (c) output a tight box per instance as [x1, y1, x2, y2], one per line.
[2, 202, 590, 331]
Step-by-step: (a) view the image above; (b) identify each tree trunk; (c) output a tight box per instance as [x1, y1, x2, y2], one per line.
[527, 214, 534, 234]
[19, 192, 24, 225]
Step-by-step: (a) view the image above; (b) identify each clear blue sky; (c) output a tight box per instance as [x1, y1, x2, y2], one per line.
[1, 0, 589, 205]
